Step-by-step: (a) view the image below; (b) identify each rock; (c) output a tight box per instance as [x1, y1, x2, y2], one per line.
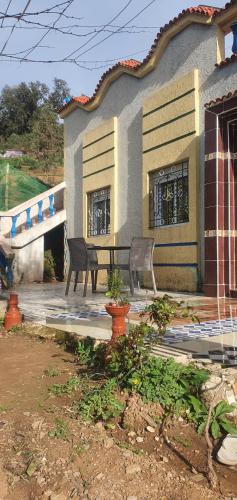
[192, 474, 204, 483]
[127, 497, 138, 500]
[217, 435, 237, 465]
[154, 436, 159, 442]
[128, 431, 136, 437]
[103, 437, 114, 449]
[136, 436, 144, 443]
[126, 464, 141, 475]
[161, 456, 168, 463]
[50, 494, 67, 500]
[146, 426, 155, 433]
[0, 470, 8, 499]
[95, 472, 104, 480]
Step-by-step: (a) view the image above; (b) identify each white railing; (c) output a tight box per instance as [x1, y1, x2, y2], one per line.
[0, 181, 65, 238]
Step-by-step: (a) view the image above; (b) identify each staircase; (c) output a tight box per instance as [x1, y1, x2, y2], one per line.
[0, 182, 66, 283]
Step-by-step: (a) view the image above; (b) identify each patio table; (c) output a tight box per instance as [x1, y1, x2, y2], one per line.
[87, 244, 130, 272]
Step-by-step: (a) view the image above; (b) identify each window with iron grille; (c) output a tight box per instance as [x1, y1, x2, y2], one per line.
[149, 162, 189, 228]
[87, 187, 110, 236]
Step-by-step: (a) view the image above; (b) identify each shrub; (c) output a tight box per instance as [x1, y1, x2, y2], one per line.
[44, 250, 55, 282]
[74, 378, 124, 422]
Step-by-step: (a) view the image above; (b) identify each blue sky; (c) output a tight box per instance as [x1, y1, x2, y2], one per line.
[0, 0, 230, 96]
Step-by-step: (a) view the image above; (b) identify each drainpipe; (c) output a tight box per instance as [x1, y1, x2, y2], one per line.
[231, 23, 237, 54]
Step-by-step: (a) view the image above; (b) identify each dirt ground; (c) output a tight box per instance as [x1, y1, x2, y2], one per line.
[0, 326, 237, 500]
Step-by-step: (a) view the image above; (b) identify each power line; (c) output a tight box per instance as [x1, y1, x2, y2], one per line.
[19, 0, 75, 61]
[63, 0, 134, 60]
[74, 0, 158, 61]
[0, 0, 32, 55]
[0, 0, 13, 29]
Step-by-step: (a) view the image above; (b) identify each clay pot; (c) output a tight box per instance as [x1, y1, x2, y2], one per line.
[4, 293, 22, 330]
[105, 303, 130, 342]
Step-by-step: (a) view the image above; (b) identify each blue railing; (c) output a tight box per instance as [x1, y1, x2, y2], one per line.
[0, 182, 65, 238]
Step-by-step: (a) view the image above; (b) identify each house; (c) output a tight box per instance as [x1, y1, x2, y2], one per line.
[60, 1, 237, 298]
[3, 150, 25, 158]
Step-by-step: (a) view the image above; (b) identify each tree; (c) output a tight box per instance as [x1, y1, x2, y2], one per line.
[48, 78, 71, 112]
[30, 103, 63, 165]
[0, 81, 49, 138]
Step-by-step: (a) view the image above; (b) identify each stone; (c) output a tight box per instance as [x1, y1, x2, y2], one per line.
[126, 464, 141, 475]
[161, 456, 168, 463]
[128, 431, 136, 437]
[95, 472, 104, 480]
[154, 436, 159, 442]
[50, 494, 68, 500]
[217, 435, 237, 466]
[127, 497, 138, 500]
[136, 436, 144, 443]
[146, 426, 155, 433]
[103, 437, 114, 449]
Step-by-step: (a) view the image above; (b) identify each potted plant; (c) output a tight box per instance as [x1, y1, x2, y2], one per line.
[105, 270, 130, 342]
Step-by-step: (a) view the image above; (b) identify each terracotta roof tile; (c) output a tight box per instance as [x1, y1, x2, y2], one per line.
[213, 0, 237, 17]
[60, 4, 228, 114]
[205, 89, 237, 108]
[216, 53, 237, 67]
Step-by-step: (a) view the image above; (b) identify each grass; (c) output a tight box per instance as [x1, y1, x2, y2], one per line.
[116, 441, 144, 455]
[48, 418, 70, 441]
[0, 404, 8, 413]
[174, 435, 192, 448]
[43, 367, 61, 377]
[49, 377, 80, 396]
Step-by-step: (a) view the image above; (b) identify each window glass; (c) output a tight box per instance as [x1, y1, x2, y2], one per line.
[149, 162, 189, 228]
[88, 187, 110, 236]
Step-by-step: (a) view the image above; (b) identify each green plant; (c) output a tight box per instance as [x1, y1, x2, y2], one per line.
[141, 294, 198, 336]
[125, 357, 208, 412]
[0, 404, 8, 413]
[106, 270, 129, 305]
[44, 250, 55, 282]
[106, 323, 153, 381]
[74, 378, 124, 422]
[43, 367, 61, 377]
[48, 418, 70, 440]
[49, 376, 80, 395]
[188, 397, 237, 439]
[74, 337, 95, 365]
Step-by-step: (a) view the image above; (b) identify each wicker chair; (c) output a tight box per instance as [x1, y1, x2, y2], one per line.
[118, 237, 157, 295]
[65, 237, 110, 297]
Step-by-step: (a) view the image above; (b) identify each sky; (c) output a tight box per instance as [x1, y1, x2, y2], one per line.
[0, 0, 231, 97]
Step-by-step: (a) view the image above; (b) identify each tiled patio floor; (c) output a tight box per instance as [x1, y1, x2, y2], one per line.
[4, 282, 237, 363]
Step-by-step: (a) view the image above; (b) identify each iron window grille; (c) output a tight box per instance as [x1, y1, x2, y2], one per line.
[88, 187, 110, 236]
[149, 161, 189, 228]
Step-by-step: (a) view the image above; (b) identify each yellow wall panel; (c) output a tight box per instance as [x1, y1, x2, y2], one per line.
[83, 134, 114, 162]
[83, 150, 115, 177]
[143, 70, 196, 115]
[83, 117, 115, 147]
[143, 114, 195, 152]
[142, 70, 200, 292]
[143, 92, 195, 133]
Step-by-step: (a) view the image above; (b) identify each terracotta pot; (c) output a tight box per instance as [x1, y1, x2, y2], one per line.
[4, 293, 22, 330]
[105, 303, 131, 342]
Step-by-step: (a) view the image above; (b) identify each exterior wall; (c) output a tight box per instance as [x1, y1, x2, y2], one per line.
[82, 118, 117, 279]
[142, 71, 199, 292]
[13, 236, 44, 283]
[204, 96, 237, 297]
[64, 22, 237, 292]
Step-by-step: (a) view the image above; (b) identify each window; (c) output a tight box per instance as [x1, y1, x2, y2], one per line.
[149, 161, 189, 228]
[88, 187, 110, 236]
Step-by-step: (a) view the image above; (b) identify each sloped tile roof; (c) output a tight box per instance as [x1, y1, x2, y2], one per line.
[216, 53, 237, 68]
[60, 3, 234, 115]
[205, 88, 237, 108]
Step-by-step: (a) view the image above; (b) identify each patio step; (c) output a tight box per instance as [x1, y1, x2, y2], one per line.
[147, 343, 192, 364]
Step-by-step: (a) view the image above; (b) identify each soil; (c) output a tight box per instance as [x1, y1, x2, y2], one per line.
[0, 325, 236, 500]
